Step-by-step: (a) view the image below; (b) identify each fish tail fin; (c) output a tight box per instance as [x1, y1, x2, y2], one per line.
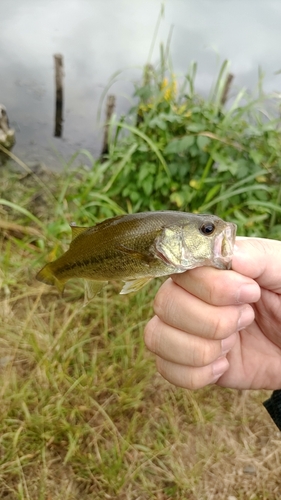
[36, 263, 65, 295]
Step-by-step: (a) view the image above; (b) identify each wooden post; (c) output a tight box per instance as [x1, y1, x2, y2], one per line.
[0, 104, 15, 155]
[54, 54, 64, 137]
[100, 95, 116, 158]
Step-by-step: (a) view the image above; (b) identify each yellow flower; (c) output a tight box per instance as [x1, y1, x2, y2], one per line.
[170, 192, 184, 208]
[138, 102, 154, 114]
[255, 175, 267, 183]
[189, 179, 201, 190]
[161, 77, 169, 90]
[161, 75, 177, 101]
[176, 104, 187, 115]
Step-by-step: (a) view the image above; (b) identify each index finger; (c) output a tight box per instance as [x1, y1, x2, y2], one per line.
[153, 278, 255, 339]
[172, 267, 260, 307]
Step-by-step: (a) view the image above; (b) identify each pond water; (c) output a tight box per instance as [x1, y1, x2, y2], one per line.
[1, 0, 281, 169]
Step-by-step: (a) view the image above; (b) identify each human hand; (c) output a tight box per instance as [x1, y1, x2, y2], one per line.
[144, 238, 281, 390]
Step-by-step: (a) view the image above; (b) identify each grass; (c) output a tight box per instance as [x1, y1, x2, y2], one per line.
[1, 167, 281, 500]
[1, 43, 281, 497]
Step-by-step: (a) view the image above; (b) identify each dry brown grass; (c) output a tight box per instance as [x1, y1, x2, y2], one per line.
[0, 169, 281, 499]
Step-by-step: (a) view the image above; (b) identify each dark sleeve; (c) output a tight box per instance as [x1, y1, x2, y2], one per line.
[263, 390, 281, 431]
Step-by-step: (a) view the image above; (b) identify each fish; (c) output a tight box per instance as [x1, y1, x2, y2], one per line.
[36, 211, 237, 302]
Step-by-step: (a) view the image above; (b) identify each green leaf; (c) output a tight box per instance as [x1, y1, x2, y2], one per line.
[254, 190, 269, 201]
[164, 136, 194, 155]
[142, 177, 154, 196]
[249, 150, 264, 165]
[154, 174, 168, 190]
[138, 163, 156, 182]
[164, 139, 181, 154]
[215, 162, 229, 173]
[149, 116, 167, 130]
[236, 164, 249, 179]
[197, 135, 211, 151]
[159, 113, 183, 123]
[135, 84, 155, 100]
[114, 121, 170, 177]
[186, 123, 206, 132]
[179, 136, 195, 151]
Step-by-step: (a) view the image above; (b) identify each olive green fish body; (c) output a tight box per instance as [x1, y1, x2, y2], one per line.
[36, 211, 236, 300]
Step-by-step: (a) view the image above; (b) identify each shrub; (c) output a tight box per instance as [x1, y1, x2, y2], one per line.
[95, 59, 281, 238]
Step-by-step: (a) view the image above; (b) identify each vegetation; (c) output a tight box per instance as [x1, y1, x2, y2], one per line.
[99, 59, 281, 239]
[1, 54, 281, 499]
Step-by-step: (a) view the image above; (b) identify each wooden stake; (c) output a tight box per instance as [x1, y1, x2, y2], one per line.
[101, 95, 116, 158]
[54, 54, 64, 137]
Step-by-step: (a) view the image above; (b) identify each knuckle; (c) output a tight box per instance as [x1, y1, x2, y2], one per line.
[144, 317, 158, 353]
[192, 342, 216, 367]
[185, 370, 207, 390]
[206, 276, 228, 305]
[211, 316, 225, 340]
[153, 281, 174, 320]
[210, 308, 238, 340]
[155, 356, 167, 378]
[156, 357, 210, 391]
[189, 378, 201, 391]
[205, 280, 218, 305]
[153, 288, 166, 318]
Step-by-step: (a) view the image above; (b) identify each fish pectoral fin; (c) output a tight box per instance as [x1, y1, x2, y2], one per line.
[84, 280, 108, 305]
[120, 277, 152, 295]
[117, 245, 152, 264]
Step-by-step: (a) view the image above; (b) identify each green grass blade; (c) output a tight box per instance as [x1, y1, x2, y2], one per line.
[226, 169, 268, 192]
[114, 121, 170, 177]
[0, 145, 57, 203]
[209, 59, 230, 107]
[102, 144, 138, 193]
[200, 185, 271, 212]
[0, 199, 46, 231]
[245, 200, 281, 213]
[80, 194, 125, 215]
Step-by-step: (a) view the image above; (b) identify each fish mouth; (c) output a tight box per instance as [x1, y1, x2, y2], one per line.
[213, 223, 237, 269]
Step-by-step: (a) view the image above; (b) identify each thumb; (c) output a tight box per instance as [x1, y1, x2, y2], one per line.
[232, 238, 281, 293]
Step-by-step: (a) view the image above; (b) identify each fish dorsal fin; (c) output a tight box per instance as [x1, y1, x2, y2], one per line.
[70, 215, 126, 242]
[86, 214, 126, 234]
[69, 222, 87, 241]
[69, 215, 124, 242]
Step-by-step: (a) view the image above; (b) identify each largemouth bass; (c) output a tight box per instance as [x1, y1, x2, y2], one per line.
[36, 211, 236, 302]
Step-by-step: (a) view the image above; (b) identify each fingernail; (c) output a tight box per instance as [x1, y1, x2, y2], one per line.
[221, 332, 237, 355]
[238, 305, 255, 330]
[212, 356, 229, 378]
[236, 283, 260, 304]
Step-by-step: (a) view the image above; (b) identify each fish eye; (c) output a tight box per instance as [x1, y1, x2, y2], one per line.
[200, 222, 215, 235]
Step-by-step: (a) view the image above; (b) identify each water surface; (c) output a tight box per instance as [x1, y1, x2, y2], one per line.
[1, 0, 281, 169]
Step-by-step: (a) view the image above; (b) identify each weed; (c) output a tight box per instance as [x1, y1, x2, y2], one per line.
[1, 51, 281, 497]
